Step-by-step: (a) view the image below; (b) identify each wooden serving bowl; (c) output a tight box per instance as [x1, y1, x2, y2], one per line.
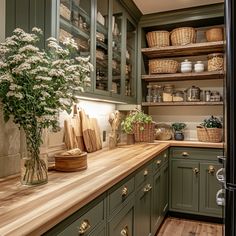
[54, 152, 87, 172]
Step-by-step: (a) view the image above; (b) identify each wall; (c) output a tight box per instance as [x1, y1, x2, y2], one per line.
[0, 0, 5, 42]
[0, 100, 115, 178]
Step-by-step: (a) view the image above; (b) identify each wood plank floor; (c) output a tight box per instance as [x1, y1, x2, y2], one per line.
[156, 217, 223, 236]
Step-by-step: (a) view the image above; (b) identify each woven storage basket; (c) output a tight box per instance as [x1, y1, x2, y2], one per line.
[146, 31, 170, 47]
[171, 27, 196, 46]
[196, 126, 222, 143]
[205, 27, 223, 42]
[134, 122, 155, 142]
[149, 59, 178, 74]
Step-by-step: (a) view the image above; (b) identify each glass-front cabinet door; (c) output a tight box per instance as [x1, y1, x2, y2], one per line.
[59, 0, 92, 92]
[125, 18, 136, 100]
[95, 0, 110, 94]
[111, 0, 123, 97]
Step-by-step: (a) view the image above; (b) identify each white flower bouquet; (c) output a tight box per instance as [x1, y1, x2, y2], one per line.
[0, 27, 93, 185]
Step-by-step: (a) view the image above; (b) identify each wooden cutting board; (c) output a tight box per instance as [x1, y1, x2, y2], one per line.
[64, 119, 74, 150]
[91, 118, 102, 150]
[80, 109, 97, 152]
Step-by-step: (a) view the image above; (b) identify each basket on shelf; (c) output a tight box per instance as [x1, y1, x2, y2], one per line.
[205, 27, 223, 42]
[146, 31, 170, 47]
[170, 27, 196, 46]
[196, 126, 222, 143]
[149, 59, 178, 74]
[133, 122, 155, 142]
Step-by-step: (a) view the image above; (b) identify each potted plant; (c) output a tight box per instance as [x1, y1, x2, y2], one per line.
[0, 28, 93, 185]
[121, 110, 154, 143]
[171, 122, 186, 141]
[121, 111, 136, 145]
[197, 116, 223, 142]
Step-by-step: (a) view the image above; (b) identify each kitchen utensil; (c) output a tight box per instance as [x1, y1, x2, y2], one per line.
[91, 118, 102, 150]
[64, 119, 74, 150]
[185, 86, 201, 102]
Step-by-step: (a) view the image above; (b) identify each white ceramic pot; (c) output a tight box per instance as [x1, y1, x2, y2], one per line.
[181, 59, 192, 73]
[194, 61, 204, 72]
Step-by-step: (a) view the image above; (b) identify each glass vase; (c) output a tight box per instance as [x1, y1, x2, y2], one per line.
[20, 128, 48, 186]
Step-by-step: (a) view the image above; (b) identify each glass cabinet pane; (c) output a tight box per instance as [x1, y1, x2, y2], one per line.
[126, 19, 136, 98]
[59, 0, 91, 57]
[96, 0, 109, 92]
[111, 0, 123, 95]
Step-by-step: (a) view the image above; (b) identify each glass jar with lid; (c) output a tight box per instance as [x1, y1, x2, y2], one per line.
[173, 90, 184, 102]
[152, 84, 163, 102]
[163, 84, 174, 102]
[207, 53, 224, 71]
[146, 85, 153, 102]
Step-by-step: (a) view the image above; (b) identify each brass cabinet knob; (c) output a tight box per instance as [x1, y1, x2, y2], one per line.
[143, 184, 152, 193]
[193, 168, 199, 175]
[156, 160, 162, 165]
[208, 165, 215, 174]
[78, 220, 91, 235]
[143, 169, 148, 176]
[120, 225, 129, 236]
[163, 153, 167, 158]
[122, 186, 128, 197]
[182, 152, 189, 157]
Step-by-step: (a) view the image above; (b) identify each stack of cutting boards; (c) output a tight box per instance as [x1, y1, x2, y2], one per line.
[64, 106, 102, 153]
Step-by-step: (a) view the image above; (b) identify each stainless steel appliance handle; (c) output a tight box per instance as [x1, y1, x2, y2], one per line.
[216, 168, 225, 183]
[216, 189, 225, 206]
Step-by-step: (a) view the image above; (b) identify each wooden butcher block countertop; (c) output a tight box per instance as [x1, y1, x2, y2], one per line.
[0, 141, 223, 236]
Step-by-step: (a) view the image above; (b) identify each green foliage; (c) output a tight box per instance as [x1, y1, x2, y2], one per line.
[121, 110, 152, 134]
[201, 115, 222, 128]
[171, 122, 186, 132]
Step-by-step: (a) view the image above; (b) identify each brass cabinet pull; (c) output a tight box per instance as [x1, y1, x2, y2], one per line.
[120, 225, 129, 236]
[122, 186, 128, 197]
[193, 168, 199, 175]
[163, 153, 167, 158]
[208, 165, 215, 174]
[182, 152, 189, 157]
[78, 219, 91, 235]
[156, 160, 162, 165]
[143, 184, 152, 193]
[143, 169, 148, 176]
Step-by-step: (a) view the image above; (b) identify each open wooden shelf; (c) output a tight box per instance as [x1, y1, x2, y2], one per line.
[141, 41, 225, 58]
[142, 101, 223, 106]
[142, 70, 225, 82]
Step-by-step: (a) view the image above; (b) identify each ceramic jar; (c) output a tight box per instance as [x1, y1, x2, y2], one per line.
[181, 59, 192, 73]
[194, 61, 204, 72]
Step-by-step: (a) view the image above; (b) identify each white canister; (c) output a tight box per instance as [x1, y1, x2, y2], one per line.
[181, 59, 192, 73]
[194, 61, 204, 73]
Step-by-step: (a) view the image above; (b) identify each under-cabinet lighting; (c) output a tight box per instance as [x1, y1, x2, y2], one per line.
[76, 95, 127, 104]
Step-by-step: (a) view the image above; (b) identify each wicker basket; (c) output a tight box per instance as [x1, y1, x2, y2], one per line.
[134, 122, 155, 142]
[171, 27, 196, 46]
[149, 59, 178, 74]
[196, 126, 222, 143]
[146, 31, 170, 47]
[205, 27, 223, 42]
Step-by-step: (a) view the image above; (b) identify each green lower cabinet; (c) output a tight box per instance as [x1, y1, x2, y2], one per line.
[108, 201, 134, 236]
[199, 162, 223, 217]
[151, 171, 161, 235]
[135, 180, 152, 236]
[171, 160, 199, 213]
[161, 162, 169, 216]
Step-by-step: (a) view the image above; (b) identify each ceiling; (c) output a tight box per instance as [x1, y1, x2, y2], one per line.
[133, 0, 224, 15]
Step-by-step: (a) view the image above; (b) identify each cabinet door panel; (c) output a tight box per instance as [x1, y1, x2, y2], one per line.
[108, 202, 134, 236]
[171, 160, 199, 212]
[161, 162, 169, 216]
[135, 181, 152, 236]
[199, 162, 223, 217]
[152, 171, 161, 235]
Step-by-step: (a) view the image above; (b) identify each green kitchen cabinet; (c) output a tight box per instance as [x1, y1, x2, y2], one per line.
[135, 179, 152, 236]
[169, 147, 223, 218]
[171, 160, 199, 213]
[161, 161, 169, 216]
[199, 162, 223, 217]
[108, 201, 134, 236]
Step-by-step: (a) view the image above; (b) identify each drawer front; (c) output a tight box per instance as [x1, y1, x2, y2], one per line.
[153, 150, 168, 172]
[170, 147, 223, 161]
[58, 199, 105, 236]
[108, 176, 135, 215]
[135, 162, 153, 188]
